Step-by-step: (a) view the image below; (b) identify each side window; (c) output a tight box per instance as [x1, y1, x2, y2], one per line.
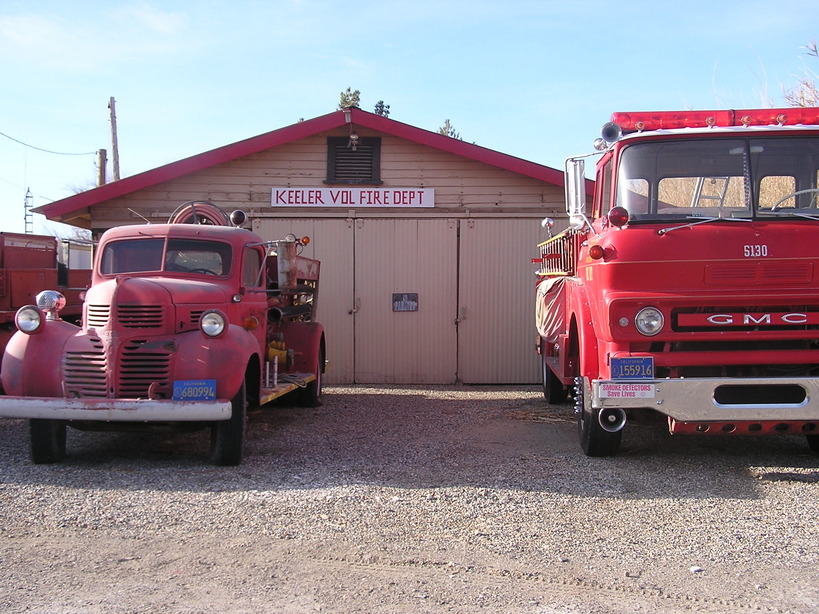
[593, 159, 612, 218]
[243, 247, 263, 287]
[326, 137, 382, 184]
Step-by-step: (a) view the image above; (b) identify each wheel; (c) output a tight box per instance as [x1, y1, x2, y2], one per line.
[575, 377, 622, 457]
[771, 188, 819, 210]
[29, 420, 67, 464]
[297, 347, 324, 407]
[806, 434, 819, 454]
[541, 341, 568, 404]
[210, 380, 247, 466]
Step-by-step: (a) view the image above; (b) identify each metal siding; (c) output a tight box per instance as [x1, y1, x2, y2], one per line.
[458, 218, 544, 383]
[252, 218, 354, 384]
[354, 219, 458, 383]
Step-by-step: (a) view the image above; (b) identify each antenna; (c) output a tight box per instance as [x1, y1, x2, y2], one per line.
[24, 188, 33, 234]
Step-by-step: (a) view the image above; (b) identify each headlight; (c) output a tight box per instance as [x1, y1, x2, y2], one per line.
[635, 307, 664, 336]
[15, 305, 44, 334]
[200, 310, 227, 337]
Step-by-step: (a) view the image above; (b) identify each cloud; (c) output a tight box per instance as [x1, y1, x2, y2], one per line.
[0, 4, 190, 74]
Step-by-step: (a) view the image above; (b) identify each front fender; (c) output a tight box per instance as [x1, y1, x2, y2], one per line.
[175, 324, 260, 400]
[567, 281, 599, 379]
[1, 320, 81, 396]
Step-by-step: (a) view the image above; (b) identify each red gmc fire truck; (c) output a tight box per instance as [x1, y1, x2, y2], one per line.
[535, 108, 819, 456]
[0, 202, 326, 465]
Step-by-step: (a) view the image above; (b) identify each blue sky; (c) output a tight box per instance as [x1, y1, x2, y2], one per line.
[0, 0, 816, 235]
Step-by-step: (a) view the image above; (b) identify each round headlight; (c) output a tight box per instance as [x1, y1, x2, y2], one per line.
[635, 307, 664, 337]
[200, 310, 227, 337]
[15, 305, 44, 334]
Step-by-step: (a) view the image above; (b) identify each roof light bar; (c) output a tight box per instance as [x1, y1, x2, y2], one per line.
[611, 108, 819, 133]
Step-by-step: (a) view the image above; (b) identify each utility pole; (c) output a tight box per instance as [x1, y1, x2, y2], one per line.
[97, 149, 108, 186]
[23, 188, 33, 234]
[108, 96, 120, 181]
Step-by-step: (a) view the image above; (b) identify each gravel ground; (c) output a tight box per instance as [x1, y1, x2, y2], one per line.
[0, 385, 818, 613]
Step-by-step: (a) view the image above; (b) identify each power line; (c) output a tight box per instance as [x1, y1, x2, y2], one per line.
[0, 129, 97, 156]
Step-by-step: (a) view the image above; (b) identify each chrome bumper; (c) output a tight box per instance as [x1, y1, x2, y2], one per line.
[0, 397, 232, 422]
[592, 377, 819, 422]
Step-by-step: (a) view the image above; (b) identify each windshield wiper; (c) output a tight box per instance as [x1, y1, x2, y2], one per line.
[657, 215, 751, 236]
[759, 210, 819, 221]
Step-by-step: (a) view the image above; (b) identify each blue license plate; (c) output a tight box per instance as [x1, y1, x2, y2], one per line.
[172, 379, 217, 401]
[611, 357, 654, 379]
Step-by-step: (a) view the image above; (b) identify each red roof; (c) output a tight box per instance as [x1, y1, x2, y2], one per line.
[35, 107, 578, 220]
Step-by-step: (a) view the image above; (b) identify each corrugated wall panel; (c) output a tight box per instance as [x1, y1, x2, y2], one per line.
[457, 218, 545, 384]
[252, 217, 354, 384]
[354, 219, 458, 384]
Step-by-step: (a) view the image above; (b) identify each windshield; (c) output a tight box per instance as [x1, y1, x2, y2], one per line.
[617, 136, 819, 221]
[100, 238, 232, 276]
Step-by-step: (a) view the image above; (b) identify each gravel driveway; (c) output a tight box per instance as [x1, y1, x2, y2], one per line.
[0, 385, 817, 613]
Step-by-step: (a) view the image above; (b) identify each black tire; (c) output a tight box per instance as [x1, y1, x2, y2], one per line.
[541, 341, 568, 404]
[29, 420, 67, 464]
[806, 434, 819, 455]
[210, 380, 247, 466]
[576, 377, 622, 457]
[297, 347, 324, 408]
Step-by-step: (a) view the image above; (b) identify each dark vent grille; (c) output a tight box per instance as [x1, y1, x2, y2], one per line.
[117, 305, 164, 328]
[119, 339, 171, 398]
[327, 137, 381, 184]
[705, 261, 813, 285]
[189, 310, 205, 324]
[86, 304, 110, 329]
[63, 337, 107, 397]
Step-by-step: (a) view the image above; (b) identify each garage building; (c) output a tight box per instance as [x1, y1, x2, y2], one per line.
[35, 108, 571, 384]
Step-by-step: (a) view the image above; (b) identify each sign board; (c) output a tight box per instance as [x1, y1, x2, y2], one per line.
[271, 187, 434, 208]
[598, 382, 655, 399]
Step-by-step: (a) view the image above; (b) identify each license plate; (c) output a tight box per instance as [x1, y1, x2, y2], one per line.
[611, 357, 654, 379]
[172, 379, 217, 401]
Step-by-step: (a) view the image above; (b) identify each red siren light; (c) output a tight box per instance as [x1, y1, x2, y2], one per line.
[611, 108, 819, 133]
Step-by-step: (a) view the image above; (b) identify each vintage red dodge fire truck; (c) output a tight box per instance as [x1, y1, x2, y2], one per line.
[0, 202, 326, 465]
[535, 107, 819, 456]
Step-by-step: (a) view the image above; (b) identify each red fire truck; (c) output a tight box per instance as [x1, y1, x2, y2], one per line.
[535, 108, 819, 456]
[0, 232, 91, 389]
[0, 202, 326, 465]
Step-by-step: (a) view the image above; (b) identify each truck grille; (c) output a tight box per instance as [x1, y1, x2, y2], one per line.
[705, 261, 813, 285]
[86, 304, 165, 329]
[119, 339, 172, 397]
[117, 305, 164, 328]
[86, 304, 110, 329]
[63, 337, 107, 398]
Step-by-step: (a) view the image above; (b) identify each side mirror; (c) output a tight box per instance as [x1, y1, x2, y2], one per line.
[565, 157, 586, 218]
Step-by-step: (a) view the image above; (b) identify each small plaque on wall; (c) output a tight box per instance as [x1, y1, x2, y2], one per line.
[392, 293, 418, 312]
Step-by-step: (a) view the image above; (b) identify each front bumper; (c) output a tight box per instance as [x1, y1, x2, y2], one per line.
[0, 397, 232, 422]
[592, 376, 819, 422]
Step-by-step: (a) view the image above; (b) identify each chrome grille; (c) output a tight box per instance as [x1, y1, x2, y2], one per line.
[63, 337, 107, 398]
[118, 305, 164, 328]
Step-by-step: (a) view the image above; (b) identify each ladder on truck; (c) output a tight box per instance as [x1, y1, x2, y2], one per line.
[691, 176, 731, 208]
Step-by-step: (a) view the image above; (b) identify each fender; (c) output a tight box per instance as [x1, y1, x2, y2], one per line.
[1, 319, 80, 396]
[566, 279, 599, 379]
[276, 320, 325, 373]
[175, 323, 261, 400]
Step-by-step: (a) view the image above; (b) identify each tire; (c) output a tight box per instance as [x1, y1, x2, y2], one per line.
[806, 434, 819, 455]
[541, 341, 568, 404]
[210, 380, 247, 466]
[297, 347, 324, 408]
[576, 377, 622, 457]
[29, 420, 67, 464]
